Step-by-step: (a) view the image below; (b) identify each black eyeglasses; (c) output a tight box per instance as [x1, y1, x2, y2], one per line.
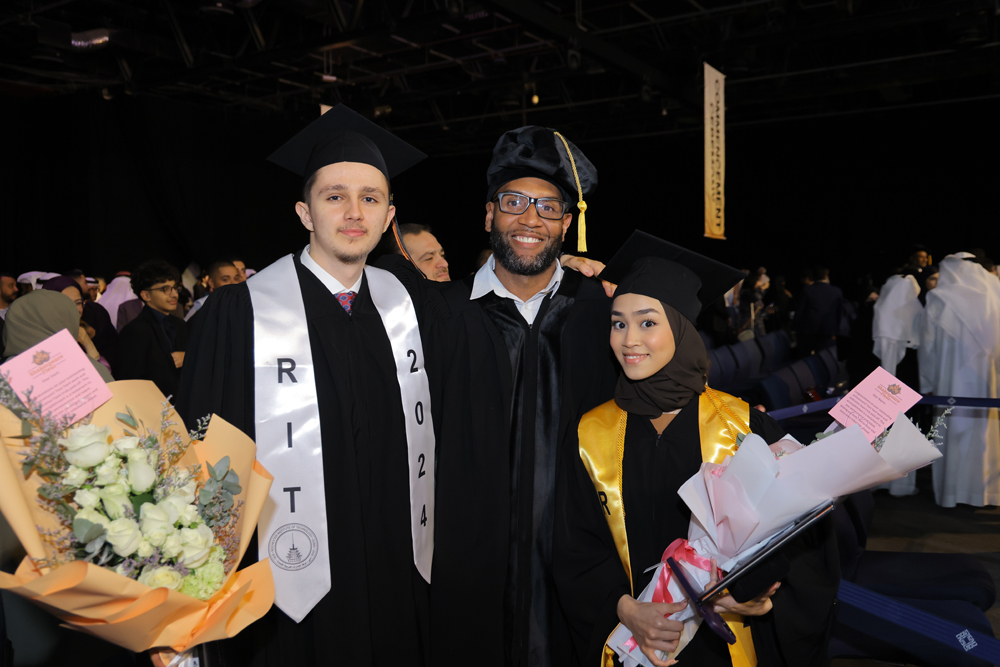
[494, 192, 569, 220]
[148, 284, 179, 295]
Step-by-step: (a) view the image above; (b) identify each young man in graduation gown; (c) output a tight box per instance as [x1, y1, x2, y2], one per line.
[177, 105, 436, 666]
[383, 127, 619, 667]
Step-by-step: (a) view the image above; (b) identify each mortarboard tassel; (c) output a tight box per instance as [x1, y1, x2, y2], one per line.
[553, 131, 588, 253]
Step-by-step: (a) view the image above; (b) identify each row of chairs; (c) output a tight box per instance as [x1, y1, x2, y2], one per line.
[705, 331, 849, 410]
[706, 331, 792, 390]
[759, 346, 848, 409]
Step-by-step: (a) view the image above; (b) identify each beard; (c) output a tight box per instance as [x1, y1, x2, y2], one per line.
[490, 226, 563, 276]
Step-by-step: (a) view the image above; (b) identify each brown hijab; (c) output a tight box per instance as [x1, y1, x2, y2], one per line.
[613, 300, 710, 418]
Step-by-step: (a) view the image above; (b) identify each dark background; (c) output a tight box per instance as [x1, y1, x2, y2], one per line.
[3, 91, 997, 293]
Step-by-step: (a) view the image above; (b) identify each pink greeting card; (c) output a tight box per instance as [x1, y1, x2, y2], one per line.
[829, 366, 921, 442]
[0, 328, 113, 425]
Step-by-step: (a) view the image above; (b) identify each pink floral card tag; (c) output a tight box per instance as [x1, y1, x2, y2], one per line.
[1, 328, 113, 425]
[829, 366, 921, 442]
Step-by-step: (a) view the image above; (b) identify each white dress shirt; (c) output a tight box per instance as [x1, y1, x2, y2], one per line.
[299, 245, 363, 297]
[470, 254, 564, 326]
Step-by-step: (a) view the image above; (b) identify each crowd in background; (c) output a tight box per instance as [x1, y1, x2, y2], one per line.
[2, 240, 997, 449]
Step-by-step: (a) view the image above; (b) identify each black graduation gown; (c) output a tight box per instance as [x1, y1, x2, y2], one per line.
[397, 261, 618, 667]
[177, 255, 429, 667]
[553, 402, 841, 667]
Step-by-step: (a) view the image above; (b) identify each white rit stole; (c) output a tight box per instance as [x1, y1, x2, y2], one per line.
[248, 251, 435, 623]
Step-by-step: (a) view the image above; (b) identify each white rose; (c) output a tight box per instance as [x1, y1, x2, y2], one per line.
[116, 469, 132, 488]
[100, 483, 131, 520]
[75, 507, 111, 530]
[94, 456, 121, 486]
[60, 424, 112, 469]
[180, 504, 201, 527]
[177, 524, 215, 569]
[61, 465, 89, 488]
[136, 539, 155, 559]
[106, 518, 143, 557]
[158, 498, 181, 524]
[139, 502, 176, 546]
[162, 533, 183, 559]
[112, 435, 140, 455]
[170, 479, 198, 506]
[73, 488, 101, 509]
[163, 494, 188, 520]
[115, 563, 130, 577]
[138, 566, 183, 591]
[127, 449, 157, 494]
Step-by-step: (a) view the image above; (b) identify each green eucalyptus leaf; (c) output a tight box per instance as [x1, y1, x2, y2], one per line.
[221, 481, 242, 496]
[116, 412, 138, 430]
[206, 461, 217, 480]
[213, 456, 230, 480]
[84, 535, 106, 554]
[199, 488, 213, 505]
[73, 518, 105, 545]
[21, 419, 32, 437]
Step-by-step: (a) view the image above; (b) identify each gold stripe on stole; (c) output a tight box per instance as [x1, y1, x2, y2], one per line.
[578, 390, 757, 667]
[578, 400, 631, 667]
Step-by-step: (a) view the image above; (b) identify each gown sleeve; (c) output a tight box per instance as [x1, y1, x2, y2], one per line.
[176, 284, 256, 438]
[747, 408, 842, 667]
[553, 429, 632, 667]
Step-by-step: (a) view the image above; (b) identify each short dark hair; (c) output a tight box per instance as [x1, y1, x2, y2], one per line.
[206, 260, 236, 280]
[814, 266, 830, 281]
[131, 259, 180, 297]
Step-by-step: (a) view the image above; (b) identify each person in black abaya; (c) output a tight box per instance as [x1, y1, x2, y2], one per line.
[553, 232, 840, 667]
[176, 105, 431, 667]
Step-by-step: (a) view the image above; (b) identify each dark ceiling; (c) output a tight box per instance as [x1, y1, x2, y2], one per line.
[2, 0, 998, 153]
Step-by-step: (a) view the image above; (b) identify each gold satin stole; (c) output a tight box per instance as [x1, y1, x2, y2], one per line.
[577, 388, 757, 667]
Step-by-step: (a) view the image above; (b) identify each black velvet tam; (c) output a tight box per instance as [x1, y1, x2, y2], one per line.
[267, 103, 426, 182]
[486, 125, 597, 202]
[602, 230, 747, 324]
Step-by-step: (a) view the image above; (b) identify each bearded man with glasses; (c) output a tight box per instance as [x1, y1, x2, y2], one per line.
[380, 126, 618, 667]
[116, 259, 190, 398]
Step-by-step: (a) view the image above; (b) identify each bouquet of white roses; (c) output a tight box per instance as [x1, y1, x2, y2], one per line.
[0, 379, 274, 653]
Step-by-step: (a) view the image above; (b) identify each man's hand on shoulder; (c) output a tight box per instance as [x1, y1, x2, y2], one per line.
[560, 254, 616, 298]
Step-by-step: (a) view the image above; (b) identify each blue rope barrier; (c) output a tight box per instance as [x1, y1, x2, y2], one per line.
[836, 580, 1000, 664]
[768, 395, 1000, 421]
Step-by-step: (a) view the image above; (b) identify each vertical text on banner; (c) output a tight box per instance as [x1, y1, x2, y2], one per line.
[704, 62, 726, 240]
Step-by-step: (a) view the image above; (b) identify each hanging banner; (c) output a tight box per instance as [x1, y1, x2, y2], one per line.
[704, 62, 726, 240]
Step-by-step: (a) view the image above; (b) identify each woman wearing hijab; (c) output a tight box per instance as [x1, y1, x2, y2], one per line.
[553, 232, 839, 667]
[2, 290, 113, 382]
[39, 277, 112, 377]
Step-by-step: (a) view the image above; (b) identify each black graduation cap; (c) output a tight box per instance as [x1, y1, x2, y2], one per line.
[486, 126, 597, 252]
[267, 104, 427, 183]
[602, 230, 747, 324]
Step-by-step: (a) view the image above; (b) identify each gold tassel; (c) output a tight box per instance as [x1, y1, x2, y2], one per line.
[553, 131, 588, 254]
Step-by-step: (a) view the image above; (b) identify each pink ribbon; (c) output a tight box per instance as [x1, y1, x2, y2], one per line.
[622, 539, 718, 655]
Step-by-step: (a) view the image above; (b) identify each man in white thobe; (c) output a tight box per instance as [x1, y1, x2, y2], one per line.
[919, 253, 1000, 507]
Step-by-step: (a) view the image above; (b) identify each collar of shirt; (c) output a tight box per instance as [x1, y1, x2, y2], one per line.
[300, 245, 363, 297]
[470, 253, 564, 325]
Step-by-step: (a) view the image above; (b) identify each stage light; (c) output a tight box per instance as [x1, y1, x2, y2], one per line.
[531, 94, 539, 105]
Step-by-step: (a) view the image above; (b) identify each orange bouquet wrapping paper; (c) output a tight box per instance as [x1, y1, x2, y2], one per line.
[0, 380, 275, 652]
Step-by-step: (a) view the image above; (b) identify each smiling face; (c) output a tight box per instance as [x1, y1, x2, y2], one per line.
[141, 280, 179, 316]
[485, 177, 571, 277]
[610, 293, 677, 381]
[61, 286, 84, 317]
[296, 162, 395, 268]
[404, 231, 450, 281]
